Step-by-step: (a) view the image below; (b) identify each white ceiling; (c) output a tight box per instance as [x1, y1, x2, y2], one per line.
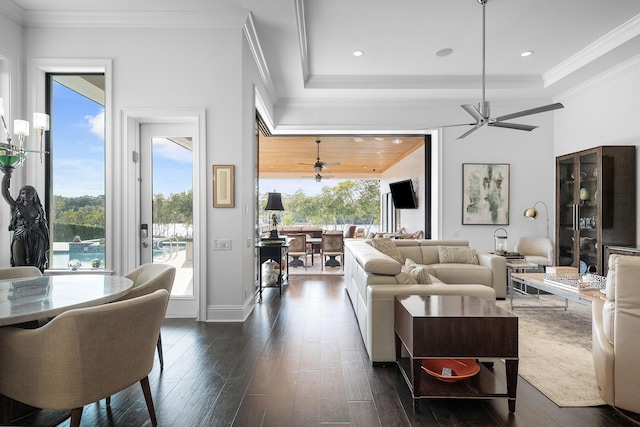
[7, 0, 640, 126]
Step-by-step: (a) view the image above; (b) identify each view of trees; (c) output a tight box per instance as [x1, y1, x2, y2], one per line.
[260, 180, 380, 233]
[52, 189, 194, 242]
[54, 180, 379, 242]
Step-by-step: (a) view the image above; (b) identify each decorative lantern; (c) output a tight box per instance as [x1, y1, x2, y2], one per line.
[494, 228, 508, 255]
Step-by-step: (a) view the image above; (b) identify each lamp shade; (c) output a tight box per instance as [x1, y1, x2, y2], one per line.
[33, 112, 50, 131]
[265, 192, 284, 211]
[523, 207, 539, 219]
[13, 119, 29, 136]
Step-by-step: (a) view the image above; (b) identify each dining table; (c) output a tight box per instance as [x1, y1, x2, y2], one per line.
[0, 274, 134, 327]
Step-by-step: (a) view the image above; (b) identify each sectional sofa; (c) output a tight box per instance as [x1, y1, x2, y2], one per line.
[344, 239, 506, 363]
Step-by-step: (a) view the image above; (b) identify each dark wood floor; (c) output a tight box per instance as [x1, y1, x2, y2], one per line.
[18, 275, 640, 426]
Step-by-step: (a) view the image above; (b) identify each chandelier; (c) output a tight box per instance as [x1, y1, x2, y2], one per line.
[0, 97, 49, 174]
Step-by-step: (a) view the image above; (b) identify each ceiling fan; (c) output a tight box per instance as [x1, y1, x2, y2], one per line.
[302, 172, 334, 182]
[437, 0, 564, 139]
[299, 139, 340, 172]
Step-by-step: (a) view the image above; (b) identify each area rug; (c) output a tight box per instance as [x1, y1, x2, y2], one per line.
[496, 295, 606, 407]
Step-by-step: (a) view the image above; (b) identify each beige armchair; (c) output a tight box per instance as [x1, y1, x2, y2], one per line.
[592, 255, 640, 413]
[120, 263, 176, 369]
[513, 237, 554, 267]
[0, 289, 170, 427]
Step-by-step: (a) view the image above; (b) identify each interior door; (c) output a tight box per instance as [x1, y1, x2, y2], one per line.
[140, 123, 197, 317]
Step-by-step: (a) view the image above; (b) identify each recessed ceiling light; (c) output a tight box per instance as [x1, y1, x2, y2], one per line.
[353, 50, 364, 57]
[393, 138, 402, 144]
[436, 48, 453, 57]
[521, 50, 534, 57]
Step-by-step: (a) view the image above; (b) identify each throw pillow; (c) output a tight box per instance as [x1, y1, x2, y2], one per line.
[404, 258, 432, 284]
[372, 238, 404, 264]
[437, 246, 479, 265]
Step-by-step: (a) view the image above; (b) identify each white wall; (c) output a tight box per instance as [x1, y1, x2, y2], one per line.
[440, 107, 556, 253]
[380, 144, 426, 235]
[0, 11, 23, 267]
[555, 58, 640, 244]
[18, 22, 258, 321]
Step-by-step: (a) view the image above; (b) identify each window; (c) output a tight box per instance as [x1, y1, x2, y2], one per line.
[46, 74, 106, 270]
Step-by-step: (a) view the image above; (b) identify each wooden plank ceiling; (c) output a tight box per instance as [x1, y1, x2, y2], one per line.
[258, 135, 425, 179]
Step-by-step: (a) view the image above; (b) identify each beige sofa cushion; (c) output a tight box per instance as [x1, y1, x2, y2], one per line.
[371, 238, 404, 263]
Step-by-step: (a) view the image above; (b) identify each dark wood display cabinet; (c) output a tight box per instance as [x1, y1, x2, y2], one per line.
[556, 146, 636, 275]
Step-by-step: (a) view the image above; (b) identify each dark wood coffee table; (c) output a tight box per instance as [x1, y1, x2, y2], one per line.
[394, 295, 519, 412]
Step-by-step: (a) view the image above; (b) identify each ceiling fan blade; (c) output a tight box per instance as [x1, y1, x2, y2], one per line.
[461, 104, 485, 123]
[494, 102, 564, 122]
[489, 122, 537, 131]
[457, 124, 483, 140]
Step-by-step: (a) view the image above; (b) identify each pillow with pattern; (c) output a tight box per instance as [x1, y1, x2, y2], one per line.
[404, 258, 432, 284]
[437, 246, 479, 264]
[372, 238, 404, 264]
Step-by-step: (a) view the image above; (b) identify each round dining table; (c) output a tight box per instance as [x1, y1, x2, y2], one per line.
[0, 274, 133, 327]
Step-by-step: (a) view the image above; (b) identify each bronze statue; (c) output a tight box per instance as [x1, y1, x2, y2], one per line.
[1, 173, 50, 272]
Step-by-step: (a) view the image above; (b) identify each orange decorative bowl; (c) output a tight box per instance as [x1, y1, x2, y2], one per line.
[421, 359, 480, 382]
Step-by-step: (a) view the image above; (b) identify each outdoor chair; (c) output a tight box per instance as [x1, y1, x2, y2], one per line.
[321, 232, 344, 270]
[288, 233, 311, 270]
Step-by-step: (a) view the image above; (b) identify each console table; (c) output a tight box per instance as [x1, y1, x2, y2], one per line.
[256, 240, 290, 298]
[394, 295, 519, 412]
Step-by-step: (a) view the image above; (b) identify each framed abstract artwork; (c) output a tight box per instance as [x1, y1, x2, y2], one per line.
[462, 163, 509, 225]
[213, 165, 235, 208]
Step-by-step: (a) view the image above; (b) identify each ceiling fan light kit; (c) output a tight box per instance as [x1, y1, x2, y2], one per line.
[300, 139, 339, 181]
[438, 0, 563, 139]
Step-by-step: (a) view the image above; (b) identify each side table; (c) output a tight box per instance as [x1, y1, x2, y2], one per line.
[394, 295, 519, 412]
[506, 259, 539, 308]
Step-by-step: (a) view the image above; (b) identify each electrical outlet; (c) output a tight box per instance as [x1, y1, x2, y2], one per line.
[213, 239, 232, 250]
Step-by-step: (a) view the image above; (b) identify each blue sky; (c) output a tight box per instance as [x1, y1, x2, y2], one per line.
[53, 82, 192, 198]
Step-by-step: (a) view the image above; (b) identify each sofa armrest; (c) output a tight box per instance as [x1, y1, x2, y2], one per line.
[477, 252, 507, 298]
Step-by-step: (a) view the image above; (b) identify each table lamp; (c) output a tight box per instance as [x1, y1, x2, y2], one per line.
[494, 228, 508, 255]
[265, 191, 284, 239]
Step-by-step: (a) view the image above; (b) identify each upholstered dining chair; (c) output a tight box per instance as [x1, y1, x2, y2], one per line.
[0, 289, 170, 427]
[119, 263, 176, 369]
[321, 232, 344, 270]
[0, 266, 43, 279]
[288, 233, 311, 270]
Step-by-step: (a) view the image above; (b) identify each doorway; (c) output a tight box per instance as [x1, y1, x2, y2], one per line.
[140, 123, 197, 317]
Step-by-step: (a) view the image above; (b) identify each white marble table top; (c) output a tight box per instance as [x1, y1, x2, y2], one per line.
[0, 274, 133, 327]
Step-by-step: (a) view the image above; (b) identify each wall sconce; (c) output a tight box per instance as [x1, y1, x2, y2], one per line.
[0, 97, 49, 174]
[494, 228, 508, 255]
[523, 200, 549, 238]
[265, 191, 284, 239]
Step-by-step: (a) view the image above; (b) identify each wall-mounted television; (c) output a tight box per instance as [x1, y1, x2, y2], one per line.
[389, 179, 418, 209]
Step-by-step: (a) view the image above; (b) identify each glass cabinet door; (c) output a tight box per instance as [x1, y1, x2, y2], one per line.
[556, 156, 576, 267]
[577, 150, 599, 272]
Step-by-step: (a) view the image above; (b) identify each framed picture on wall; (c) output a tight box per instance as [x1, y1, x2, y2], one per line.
[462, 163, 509, 225]
[213, 165, 234, 208]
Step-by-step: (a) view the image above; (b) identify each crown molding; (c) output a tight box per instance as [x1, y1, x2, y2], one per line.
[557, 53, 640, 101]
[21, 10, 248, 28]
[294, 0, 310, 85]
[544, 13, 640, 87]
[0, 2, 25, 26]
[303, 75, 542, 90]
[243, 12, 276, 103]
